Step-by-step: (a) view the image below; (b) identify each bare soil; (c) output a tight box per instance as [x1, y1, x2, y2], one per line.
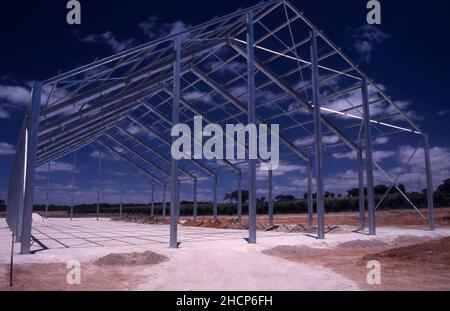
[1, 251, 168, 291]
[112, 208, 450, 231]
[264, 236, 450, 291]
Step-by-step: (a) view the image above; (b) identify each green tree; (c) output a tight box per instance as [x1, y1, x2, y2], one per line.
[228, 190, 249, 203]
[275, 194, 296, 202]
[437, 179, 450, 194]
[223, 193, 233, 204]
[347, 188, 359, 197]
[374, 184, 389, 195]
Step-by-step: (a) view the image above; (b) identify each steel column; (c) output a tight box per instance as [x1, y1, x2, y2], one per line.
[268, 169, 273, 226]
[119, 161, 124, 217]
[96, 152, 102, 221]
[237, 171, 242, 221]
[177, 180, 181, 220]
[362, 79, 376, 235]
[14, 126, 26, 242]
[307, 160, 313, 233]
[151, 184, 155, 218]
[70, 151, 76, 220]
[423, 135, 435, 230]
[193, 178, 198, 220]
[45, 162, 50, 219]
[213, 174, 218, 220]
[170, 36, 181, 248]
[162, 183, 167, 219]
[20, 82, 42, 254]
[311, 30, 325, 240]
[357, 148, 366, 230]
[247, 11, 257, 244]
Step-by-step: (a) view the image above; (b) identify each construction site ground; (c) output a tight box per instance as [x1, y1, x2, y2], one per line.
[1, 208, 449, 291]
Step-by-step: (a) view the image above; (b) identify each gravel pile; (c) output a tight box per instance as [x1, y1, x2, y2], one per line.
[94, 251, 168, 266]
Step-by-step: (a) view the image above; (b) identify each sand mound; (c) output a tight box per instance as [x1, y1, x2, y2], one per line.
[263, 245, 327, 258]
[392, 235, 432, 245]
[94, 251, 168, 266]
[338, 239, 388, 249]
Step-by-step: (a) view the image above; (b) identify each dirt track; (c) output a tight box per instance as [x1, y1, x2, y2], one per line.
[117, 207, 450, 230]
[264, 236, 450, 291]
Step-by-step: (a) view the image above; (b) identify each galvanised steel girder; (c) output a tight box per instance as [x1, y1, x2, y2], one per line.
[229, 41, 359, 152]
[95, 140, 164, 184]
[104, 133, 170, 180]
[127, 115, 216, 177]
[40, 40, 228, 119]
[192, 67, 311, 162]
[114, 125, 197, 179]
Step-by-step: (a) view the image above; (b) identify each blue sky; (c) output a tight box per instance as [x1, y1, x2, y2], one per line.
[1, 0, 450, 205]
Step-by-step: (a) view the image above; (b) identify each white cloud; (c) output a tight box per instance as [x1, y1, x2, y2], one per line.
[352, 25, 391, 63]
[294, 135, 339, 147]
[374, 137, 389, 145]
[332, 151, 356, 160]
[90, 150, 108, 159]
[91, 149, 121, 161]
[126, 124, 142, 135]
[78, 31, 135, 53]
[0, 84, 30, 105]
[333, 149, 395, 161]
[0, 84, 30, 119]
[256, 163, 305, 180]
[205, 59, 247, 75]
[138, 16, 188, 39]
[183, 90, 213, 105]
[0, 142, 15, 155]
[0, 82, 69, 119]
[36, 161, 75, 173]
[438, 110, 450, 117]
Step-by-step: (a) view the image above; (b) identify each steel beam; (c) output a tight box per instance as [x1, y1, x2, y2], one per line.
[14, 118, 27, 242]
[307, 160, 313, 233]
[357, 148, 366, 230]
[127, 116, 216, 177]
[70, 151, 76, 220]
[237, 171, 242, 221]
[192, 67, 310, 162]
[284, 0, 423, 134]
[311, 31, 325, 240]
[213, 174, 218, 220]
[193, 178, 198, 220]
[20, 82, 42, 254]
[151, 184, 155, 218]
[120, 161, 124, 217]
[95, 140, 163, 182]
[96, 152, 101, 221]
[104, 133, 167, 183]
[45, 162, 50, 219]
[163, 89, 242, 172]
[423, 135, 435, 230]
[229, 41, 359, 152]
[41, 40, 226, 118]
[177, 180, 181, 220]
[115, 125, 196, 179]
[170, 36, 181, 248]
[247, 12, 257, 244]
[42, 0, 278, 85]
[162, 183, 167, 219]
[362, 79, 376, 235]
[268, 169, 273, 226]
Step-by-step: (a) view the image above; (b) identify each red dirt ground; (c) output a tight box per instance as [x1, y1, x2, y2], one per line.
[264, 236, 450, 291]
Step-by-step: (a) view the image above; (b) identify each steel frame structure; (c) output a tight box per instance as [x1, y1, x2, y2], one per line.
[6, 0, 435, 254]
